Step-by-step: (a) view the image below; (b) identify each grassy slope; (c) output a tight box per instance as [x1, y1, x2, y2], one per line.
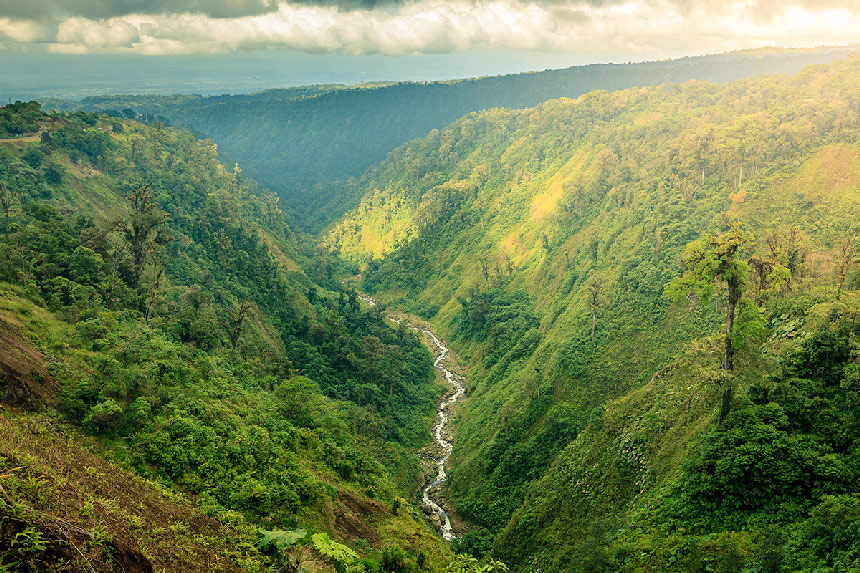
[1, 409, 254, 572]
[327, 55, 860, 568]
[0, 288, 258, 572]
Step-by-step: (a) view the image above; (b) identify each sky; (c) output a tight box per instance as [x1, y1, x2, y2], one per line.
[3, 0, 860, 97]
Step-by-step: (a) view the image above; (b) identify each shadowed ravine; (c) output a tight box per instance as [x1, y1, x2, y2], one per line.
[357, 294, 465, 541]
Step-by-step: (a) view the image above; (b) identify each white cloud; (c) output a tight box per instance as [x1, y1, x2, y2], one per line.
[0, 0, 856, 57]
[56, 17, 140, 47]
[0, 17, 55, 42]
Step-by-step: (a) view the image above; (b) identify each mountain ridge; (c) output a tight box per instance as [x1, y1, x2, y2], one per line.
[51, 46, 857, 232]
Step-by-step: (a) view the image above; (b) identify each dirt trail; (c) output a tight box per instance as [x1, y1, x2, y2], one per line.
[0, 128, 44, 144]
[0, 134, 41, 143]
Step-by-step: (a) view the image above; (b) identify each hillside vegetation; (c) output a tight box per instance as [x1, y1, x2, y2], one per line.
[11, 48, 860, 572]
[54, 47, 854, 231]
[327, 54, 860, 570]
[0, 105, 454, 571]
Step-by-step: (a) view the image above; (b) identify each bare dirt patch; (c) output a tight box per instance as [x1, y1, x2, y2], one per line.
[0, 316, 59, 407]
[333, 490, 384, 545]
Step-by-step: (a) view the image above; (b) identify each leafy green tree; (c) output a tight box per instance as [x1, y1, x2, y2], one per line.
[113, 184, 171, 288]
[225, 301, 253, 350]
[797, 495, 860, 570]
[83, 398, 123, 433]
[68, 246, 104, 285]
[274, 376, 328, 428]
[584, 274, 606, 342]
[667, 224, 750, 371]
[835, 238, 855, 300]
[0, 183, 17, 234]
[446, 554, 508, 572]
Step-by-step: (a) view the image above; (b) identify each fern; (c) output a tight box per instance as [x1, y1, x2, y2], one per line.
[311, 532, 359, 565]
[258, 529, 306, 553]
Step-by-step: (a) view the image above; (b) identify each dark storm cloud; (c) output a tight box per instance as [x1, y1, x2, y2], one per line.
[0, 0, 279, 19]
[4, 0, 859, 19]
[0, 0, 619, 18]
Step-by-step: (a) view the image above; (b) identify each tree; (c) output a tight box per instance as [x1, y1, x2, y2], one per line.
[835, 238, 855, 300]
[766, 226, 806, 282]
[478, 257, 491, 289]
[0, 183, 17, 234]
[747, 255, 772, 304]
[144, 252, 165, 323]
[114, 184, 171, 288]
[584, 274, 605, 341]
[347, 289, 360, 313]
[667, 224, 750, 371]
[226, 301, 253, 350]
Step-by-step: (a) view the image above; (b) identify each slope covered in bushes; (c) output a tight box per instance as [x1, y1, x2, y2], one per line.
[0, 105, 451, 571]
[327, 54, 860, 569]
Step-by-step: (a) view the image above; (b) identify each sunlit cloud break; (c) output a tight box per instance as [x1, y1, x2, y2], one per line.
[2, 0, 860, 56]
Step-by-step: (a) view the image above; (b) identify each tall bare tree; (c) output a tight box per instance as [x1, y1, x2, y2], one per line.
[667, 224, 750, 371]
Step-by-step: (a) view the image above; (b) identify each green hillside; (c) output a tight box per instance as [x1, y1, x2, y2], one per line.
[0, 104, 453, 571]
[54, 47, 854, 231]
[9, 48, 860, 573]
[327, 54, 860, 570]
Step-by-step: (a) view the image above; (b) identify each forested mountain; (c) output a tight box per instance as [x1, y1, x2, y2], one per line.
[9, 47, 860, 573]
[0, 104, 453, 571]
[54, 47, 854, 231]
[327, 54, 860, 570]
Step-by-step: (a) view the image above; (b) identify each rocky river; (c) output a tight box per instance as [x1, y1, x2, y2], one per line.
[357, 293, 465, 541]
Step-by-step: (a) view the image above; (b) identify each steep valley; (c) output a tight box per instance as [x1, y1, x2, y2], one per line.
[4, 48, 860, 573]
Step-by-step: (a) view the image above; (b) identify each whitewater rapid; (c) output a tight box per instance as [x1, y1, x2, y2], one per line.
[419, 329, 466, 541]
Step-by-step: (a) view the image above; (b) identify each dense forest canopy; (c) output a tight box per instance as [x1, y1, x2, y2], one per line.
[0, 103, 458, 572]
[5, 47, 860, 573]
[51, 47, 854, 232]
[327, 53, 860, 570]
[0, 101, 46, 138]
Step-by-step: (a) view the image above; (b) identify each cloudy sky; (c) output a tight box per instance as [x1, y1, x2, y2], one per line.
[2, 0, 860, 96]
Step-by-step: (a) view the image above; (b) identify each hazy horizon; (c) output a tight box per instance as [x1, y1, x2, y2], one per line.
[1, 49, 602, 101]
[5, 44, 857, 103]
